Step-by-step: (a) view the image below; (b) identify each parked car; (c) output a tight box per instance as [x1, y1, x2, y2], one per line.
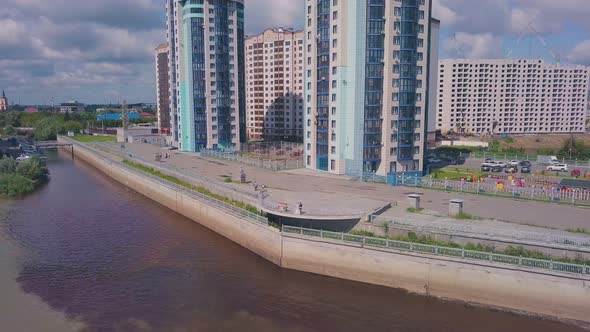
[571, 169, 582, 177]
[508, 160, 519, 167]
[491, 166, 503, 172]
[504, 166, 518, 173]
[456, 156, 466, 165]
[519, 160, 532, 167]
[547, 164, 568, 172]
[481, 165, 491, 172]
[484, 161, 507, 168]
[520, 166, 531, 173]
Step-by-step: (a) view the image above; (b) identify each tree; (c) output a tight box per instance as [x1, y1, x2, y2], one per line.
[64, 121, 82, 133]
[64, 111, 71, 122]
[0, 111, 21, 128]
[33, 117, 63, 140]
[16, 156, 48, 183]
[20, 112, 45, 127]
[558, 137, 590, 160]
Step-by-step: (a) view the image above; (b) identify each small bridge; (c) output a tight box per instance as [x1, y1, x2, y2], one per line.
[36, 141, 73, 149]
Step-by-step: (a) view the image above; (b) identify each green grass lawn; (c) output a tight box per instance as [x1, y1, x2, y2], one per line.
[71, 135, 116, 143]
[431, 167, 488, 180]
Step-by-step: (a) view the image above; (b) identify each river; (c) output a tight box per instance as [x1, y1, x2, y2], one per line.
[0, 150, 585, 331]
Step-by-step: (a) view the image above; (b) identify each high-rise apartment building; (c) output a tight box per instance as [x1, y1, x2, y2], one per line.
[155, 43, 171, 133]
[304, 0, 433, 176]
[437, 59, 589, 135]
[166, 0, 179, 143]
[426, 18, 440, 147]
[245, 28, 305, 142]
[166, 0, 246, 152]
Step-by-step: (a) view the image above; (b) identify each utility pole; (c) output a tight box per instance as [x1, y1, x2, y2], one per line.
[121, 100, 128, 148]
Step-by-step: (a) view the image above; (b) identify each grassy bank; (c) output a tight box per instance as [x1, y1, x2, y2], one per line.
[122, 160, 264, 217]
[431, 167, 489, 180]
[0, 156, 49, 197]
[350, 230, 590, 265]
[71, 135, 116, 143]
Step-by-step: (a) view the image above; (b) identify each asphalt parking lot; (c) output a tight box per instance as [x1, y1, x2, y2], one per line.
[428, 155, 590, 179]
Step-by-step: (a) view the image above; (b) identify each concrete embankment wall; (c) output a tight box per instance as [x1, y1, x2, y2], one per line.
[65, 140, 282, 265]
[62, 139, 590, 325]
[281, 235, 590, 324]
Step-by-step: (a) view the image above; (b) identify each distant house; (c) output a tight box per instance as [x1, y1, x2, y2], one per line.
[140, 112, 156, 118]
[96, 113, 141, 121]
[60, 101, 85, 113]
[116, 126, 164, 145]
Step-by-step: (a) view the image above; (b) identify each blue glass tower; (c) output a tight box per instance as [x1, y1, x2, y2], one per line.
[172, 0, 245, 152]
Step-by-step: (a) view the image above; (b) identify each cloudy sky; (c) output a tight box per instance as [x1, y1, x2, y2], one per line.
[0, 0, 588, 105]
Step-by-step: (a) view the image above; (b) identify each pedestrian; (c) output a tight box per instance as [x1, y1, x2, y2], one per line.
[253, 181, 258, 191]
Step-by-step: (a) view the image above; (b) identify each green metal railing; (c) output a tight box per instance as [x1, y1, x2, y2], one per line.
[282, 226, 589, 276]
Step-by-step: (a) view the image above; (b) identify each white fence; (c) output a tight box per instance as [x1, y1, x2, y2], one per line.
[413, 178, 590, 206]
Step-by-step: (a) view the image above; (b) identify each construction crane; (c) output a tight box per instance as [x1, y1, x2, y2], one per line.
[505, 22, 561, 64]
[529, 23, 561, 64]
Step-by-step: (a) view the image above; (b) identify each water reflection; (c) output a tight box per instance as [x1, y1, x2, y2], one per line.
[0, 150, 585, 331]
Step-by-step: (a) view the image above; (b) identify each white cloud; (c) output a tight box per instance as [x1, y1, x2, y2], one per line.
[246, 0, 304, 34]
[432, 0, 459, 26]
[444, 32, 504, 59]
[567, 39, 590, 65]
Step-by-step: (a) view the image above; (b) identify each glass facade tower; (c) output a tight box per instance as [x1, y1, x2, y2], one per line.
[168, 0, 245, 152]
[304, 0, 432, 176]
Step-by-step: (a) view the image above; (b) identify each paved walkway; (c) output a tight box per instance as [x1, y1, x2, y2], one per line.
[100, 143, 590, 231]
[376, 206, 590, 249]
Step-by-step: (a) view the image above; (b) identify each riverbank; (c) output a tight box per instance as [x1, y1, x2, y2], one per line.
[60, 137, 590, 327]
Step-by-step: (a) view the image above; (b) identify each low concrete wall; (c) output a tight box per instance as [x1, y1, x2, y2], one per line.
[62, 138, 590, 325]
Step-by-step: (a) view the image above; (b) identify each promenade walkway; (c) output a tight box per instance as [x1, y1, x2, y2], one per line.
[98, 143, 589, 231]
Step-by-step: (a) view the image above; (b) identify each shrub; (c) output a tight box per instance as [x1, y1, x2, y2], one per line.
[0, 156, 17, 173]
[16, 157, 48, 183]
[0, 174, 35, 196]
